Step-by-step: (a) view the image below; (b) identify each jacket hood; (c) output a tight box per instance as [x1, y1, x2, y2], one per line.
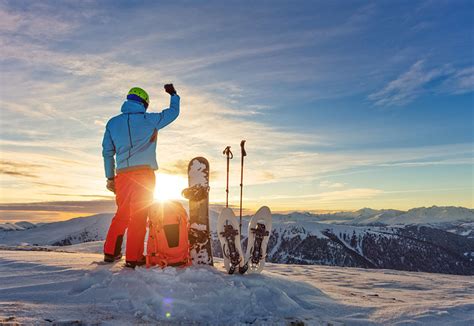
[121, 100, 147, 114]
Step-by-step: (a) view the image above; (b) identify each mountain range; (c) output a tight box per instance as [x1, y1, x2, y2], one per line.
[1, 206, 473, 275]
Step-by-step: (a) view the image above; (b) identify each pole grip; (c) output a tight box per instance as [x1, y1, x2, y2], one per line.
[240, 140, 247, 157]
[223, 146, 233, 159]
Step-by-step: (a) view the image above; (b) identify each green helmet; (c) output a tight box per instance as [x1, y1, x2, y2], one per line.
[127, 87, 149, 108]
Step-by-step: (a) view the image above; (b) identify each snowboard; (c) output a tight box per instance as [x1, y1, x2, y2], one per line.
[182, 157, 214, 266]
[217, 208, 246, 274]
[243, 206, 272, 274]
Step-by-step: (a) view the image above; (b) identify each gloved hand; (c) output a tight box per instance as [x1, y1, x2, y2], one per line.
[106, 179, 116, 194]
[164, 84, 177, 96]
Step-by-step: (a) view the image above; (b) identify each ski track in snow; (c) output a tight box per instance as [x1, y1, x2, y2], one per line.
[0, 246, 473, 325]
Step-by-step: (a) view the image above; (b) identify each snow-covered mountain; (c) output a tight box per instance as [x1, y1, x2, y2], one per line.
[310, 206, 474, 225]
[211, 219, 474, 275]
[1, 206, 473, 275]
[0, 213, 112, 246]
[0, 221, 38, 231]
[347, 206, 474, 225]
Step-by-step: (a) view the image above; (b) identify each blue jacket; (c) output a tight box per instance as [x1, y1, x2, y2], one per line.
[102, 95, 180, 179]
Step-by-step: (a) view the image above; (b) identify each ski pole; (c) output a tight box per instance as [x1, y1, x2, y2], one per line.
[222, 146, 233, 208]
[239, 140, 247, 234]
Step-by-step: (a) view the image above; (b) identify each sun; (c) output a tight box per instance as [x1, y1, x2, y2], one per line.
[154, 173, 188, 201]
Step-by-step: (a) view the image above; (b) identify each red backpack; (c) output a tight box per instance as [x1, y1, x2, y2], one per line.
[146, 201, 191, 268]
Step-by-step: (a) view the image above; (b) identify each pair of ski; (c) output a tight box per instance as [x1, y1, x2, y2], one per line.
[217, 206, 272, 274]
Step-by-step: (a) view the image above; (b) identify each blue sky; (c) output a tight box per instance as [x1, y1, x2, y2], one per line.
[0, 0, 472, 221]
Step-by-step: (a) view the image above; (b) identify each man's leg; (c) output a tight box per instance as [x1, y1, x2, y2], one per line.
[103, 175, 131, 259]
[125, 171, 155, 264]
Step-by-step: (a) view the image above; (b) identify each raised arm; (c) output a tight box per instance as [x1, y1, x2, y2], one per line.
[147, 84, 180, 130]
[157, 94, 180, 129]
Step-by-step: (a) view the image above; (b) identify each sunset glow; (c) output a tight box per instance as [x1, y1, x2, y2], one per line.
[154, 173, 188, 202]
[0, 1, 472, 222]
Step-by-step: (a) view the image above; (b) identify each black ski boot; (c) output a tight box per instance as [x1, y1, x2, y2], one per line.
[104, 253, 122, 263]
[124, 257, 146, 269]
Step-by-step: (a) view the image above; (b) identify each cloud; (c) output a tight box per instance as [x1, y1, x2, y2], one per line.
[320, 180, 345, 189]
[94, 119, 106, 127]
[0, 3, 79, 40]
[375, 158, 473, 167]
[368, 60, 445, 106]
[159, 160, 189, 176]
[369, 60, 473, 106]
[261, 171, 276, 181]
[0, 160, 45, 179]
[47, 193, 114, 199]
[0, 210, 73, 223]
[440, 66, 474, 95]
[0, 199, 116, 213]
[259, 188, 383, 203]
[0, 170, 37, 178]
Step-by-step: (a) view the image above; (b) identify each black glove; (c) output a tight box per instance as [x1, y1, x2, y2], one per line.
[164, 84, 177, 96]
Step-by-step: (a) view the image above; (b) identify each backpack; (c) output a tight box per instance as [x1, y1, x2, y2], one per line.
[146, 201, 191, 268]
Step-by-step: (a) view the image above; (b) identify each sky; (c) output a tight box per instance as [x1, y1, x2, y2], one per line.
[0, 0, 473, 222]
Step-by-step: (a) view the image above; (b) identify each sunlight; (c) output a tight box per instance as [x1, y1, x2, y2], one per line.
[154, 173, 188, 201]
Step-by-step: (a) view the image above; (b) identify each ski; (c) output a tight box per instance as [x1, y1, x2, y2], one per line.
[217, 208, 246, 274]
[243, 206, 272, 274]
[182, 157, 214, 266]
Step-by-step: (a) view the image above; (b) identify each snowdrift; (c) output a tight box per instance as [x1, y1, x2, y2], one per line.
[1, 249, 473, 325]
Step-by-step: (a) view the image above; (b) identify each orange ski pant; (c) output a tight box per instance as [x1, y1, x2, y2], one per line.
[104, 169, 155, 262]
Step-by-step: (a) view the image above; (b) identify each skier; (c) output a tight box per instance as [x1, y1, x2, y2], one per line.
[102, 84, 179, 268]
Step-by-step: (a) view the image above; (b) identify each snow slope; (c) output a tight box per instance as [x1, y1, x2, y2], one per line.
[357, 206, 474, 225]
[0, 213, 113, 246]
[0, 221, 38, 231]
[329, 206, 474, 225]
[0, 247, 472, 325]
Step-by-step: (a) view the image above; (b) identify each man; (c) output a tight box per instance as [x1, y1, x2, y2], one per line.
[102, 84, 179, 268]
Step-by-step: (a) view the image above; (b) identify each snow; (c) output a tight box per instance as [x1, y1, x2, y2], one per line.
[0, 213, 113, 246]
[1, 247, 473, 325]
[189, 159, 208, 187]
[348, 206, 474, 225]
[0, 221, 38, 231]
[191, 222, 208, 231]
[258, 206, 474, 227]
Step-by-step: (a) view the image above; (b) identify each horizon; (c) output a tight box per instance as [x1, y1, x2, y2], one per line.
[0, 202, 472, 224]
[1, 1, 473, 222]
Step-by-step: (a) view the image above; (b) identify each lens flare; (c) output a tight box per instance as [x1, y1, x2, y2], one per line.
[154, 173, 188, 201]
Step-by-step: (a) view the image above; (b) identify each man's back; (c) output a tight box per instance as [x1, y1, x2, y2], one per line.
[102, 93, 180, 179]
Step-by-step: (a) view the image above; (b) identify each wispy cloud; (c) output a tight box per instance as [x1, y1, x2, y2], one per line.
[258, 188, 383, 202]
[0, 160, 45, 179]
[440, 66, 474, 95]
[0, 199, 115, 223]
[320, 180, 345, 189]
[159, 160, 189, 176]
[369, 60, 473, 106]
[369, 60, 445, 106]
[0, 4, 77, 40]
[0, 199, 116, 213]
